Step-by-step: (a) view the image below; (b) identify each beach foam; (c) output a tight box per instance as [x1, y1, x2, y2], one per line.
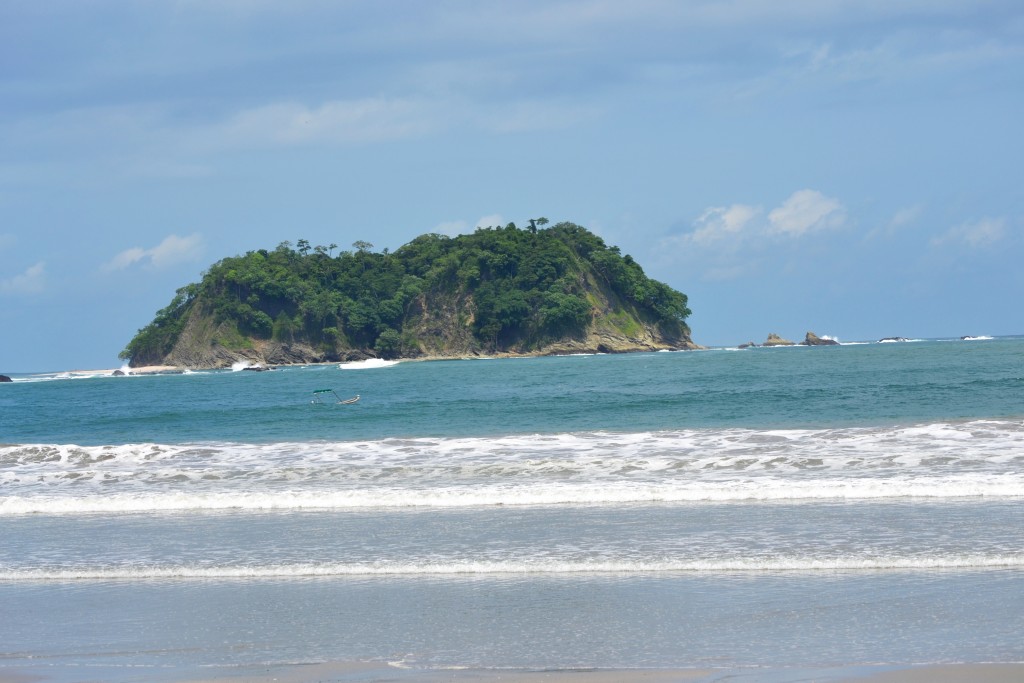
[339, 358, 400, 369]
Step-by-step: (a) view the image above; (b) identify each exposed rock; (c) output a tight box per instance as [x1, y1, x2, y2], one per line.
[801, 331, 839, 346]
[260, 342, 323, 366]
[242, 364, 274, 371]
[112, 370, 126, 376]
[0, 374, 12, 382]
[879, 337, 910, 343]
[762, 333, 795, 347]
[737, 341, 758, 349]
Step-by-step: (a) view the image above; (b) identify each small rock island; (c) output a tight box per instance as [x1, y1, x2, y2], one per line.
[120, 221, 701, 369]
[802, 331, 839, 346]
[740, 331, 839, 348]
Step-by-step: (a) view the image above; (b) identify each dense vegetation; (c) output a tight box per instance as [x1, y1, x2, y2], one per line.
[121, 220, 691, 365]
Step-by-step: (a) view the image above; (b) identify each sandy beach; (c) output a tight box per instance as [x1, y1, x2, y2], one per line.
[176, 662, 1024, 683]
[6, 662, 1022, 683]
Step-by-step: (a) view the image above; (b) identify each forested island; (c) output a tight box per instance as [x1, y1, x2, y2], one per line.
[120, 220, 698, 369]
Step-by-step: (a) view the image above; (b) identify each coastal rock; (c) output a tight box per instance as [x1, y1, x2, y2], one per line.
[737, 341, 758, 349]
[260, 342, 324, 366]
[762, 333, 795, 347]
[0, 374, 11, 382]
[112, 370, 126, 376]
[801, 331, 839, 346]
[879, 337, 910, 343]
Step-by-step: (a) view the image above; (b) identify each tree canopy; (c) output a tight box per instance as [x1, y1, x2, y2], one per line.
[120, 221, 691, 363]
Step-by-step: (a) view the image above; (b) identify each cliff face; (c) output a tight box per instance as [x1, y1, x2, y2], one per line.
[123, 221, 699, 369]
[157, 285, 698, 369]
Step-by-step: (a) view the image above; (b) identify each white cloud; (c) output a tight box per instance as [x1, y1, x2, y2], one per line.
[689, 204, 761, 245]
[475, 214, 506, 229]
[103, 233, 204, 272]
[0, 261, 46, 295]
[658, 188, 849, 280]
[431, 214, 514, 237]
[867, 204, 924, 240]
[670, 189, 842, 249]
[434, 220, 469, 237]
[206, 96, 588, 150]
[767, 189, 846, 236]
[889, 204, 923, 229]
[105, 247, 148, 271]
[215, 99, 438, 148]
[931, 217, 1005, 248]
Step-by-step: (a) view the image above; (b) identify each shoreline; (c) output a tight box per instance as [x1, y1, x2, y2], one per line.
[10, 335, 1012, 378]
[161, 662, 1024, 683]
[30, 349, 691, 378]
[4, 662, 1024, 683]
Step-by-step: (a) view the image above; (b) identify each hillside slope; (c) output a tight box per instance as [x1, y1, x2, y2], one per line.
[120, 221, 699, 368]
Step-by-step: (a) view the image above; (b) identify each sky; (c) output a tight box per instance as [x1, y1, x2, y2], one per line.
[1, 0, 1022, 371]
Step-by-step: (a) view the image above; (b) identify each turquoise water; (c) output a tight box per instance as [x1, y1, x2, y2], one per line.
[1, 337, 1023, 680]
[4, 337, 1022, 444]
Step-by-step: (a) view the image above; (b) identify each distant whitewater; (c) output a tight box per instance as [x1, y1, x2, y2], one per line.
[339, 358, 400, 369]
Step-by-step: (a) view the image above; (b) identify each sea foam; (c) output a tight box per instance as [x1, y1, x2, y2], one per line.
[3, 553, 1022, 582]
[3, 419, 1024, 514]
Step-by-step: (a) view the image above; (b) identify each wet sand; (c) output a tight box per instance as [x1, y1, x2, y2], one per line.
[4, 661, 1024, 683]
[186, 662, 1024, 683]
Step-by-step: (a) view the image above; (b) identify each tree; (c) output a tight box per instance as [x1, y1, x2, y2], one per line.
[121, 219, 692, 365]
[374, 328, 402, 358]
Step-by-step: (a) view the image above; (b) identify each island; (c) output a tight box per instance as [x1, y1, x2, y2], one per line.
[119, 220, 700, 369]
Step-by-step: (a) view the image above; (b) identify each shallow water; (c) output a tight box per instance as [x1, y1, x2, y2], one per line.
[1, 337, 1023, 680]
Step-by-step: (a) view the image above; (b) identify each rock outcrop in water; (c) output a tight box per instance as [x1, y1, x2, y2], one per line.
[801, 331, 839, 346]
[121, 221, 700, 369]
[762, 333, 795, 347]
[0, 374, 12, 382]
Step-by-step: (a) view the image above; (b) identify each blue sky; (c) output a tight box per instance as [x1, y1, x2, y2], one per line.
[1, 1, 1022, 371]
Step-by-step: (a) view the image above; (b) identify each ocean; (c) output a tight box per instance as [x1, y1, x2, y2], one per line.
[1, 337, 1023, 682]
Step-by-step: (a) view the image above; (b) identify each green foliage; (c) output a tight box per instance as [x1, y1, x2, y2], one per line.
[118, 284, 197, 363]
[122, 223, 691, 363]
[374, 328, 402, 358]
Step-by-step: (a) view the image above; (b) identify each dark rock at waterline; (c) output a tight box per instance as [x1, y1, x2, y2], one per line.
[112, 370, 126, 376]
[802, 331, 839, 346]
[738, 342, 758, 349]
[243, 365, 274, 371]
[0, 374, 12, 382]
[879, 337, 910, 343]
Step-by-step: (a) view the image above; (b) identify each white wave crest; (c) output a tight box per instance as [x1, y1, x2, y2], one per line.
[4, 420, 1023, 514]
[3, 554, 1022, 581]
[339, 358, 400, 369]
[2, 473, 1023, 515]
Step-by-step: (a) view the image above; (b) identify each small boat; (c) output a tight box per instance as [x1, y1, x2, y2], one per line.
[311, 389, 360, 405]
